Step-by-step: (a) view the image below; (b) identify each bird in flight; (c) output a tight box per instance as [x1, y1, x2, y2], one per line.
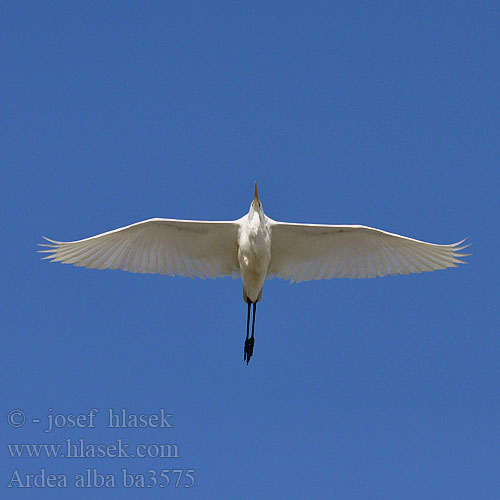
[40, 183, 469, 364]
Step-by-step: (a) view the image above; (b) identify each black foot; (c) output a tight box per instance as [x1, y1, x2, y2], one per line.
[244, 337, 255, 364]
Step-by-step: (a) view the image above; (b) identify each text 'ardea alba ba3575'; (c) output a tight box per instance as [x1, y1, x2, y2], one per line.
[40, 183, 469, 364]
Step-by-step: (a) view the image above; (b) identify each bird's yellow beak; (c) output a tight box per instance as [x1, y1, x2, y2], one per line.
[254, 182, 259, 202]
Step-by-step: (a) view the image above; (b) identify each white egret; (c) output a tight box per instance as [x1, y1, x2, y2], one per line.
[40, 183, 469, 364]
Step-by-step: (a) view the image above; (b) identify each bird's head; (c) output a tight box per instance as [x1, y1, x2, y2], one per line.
[250, 181, 263, 212]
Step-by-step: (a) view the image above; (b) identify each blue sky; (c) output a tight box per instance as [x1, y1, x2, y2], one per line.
[2, 1, 499, 498]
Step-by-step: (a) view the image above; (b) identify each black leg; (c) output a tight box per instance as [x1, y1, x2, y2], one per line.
[244, 301, 256, 365]
[251, 302, 256, 339]
[246, 301, 251, 341]
[244, 301, 251, 361]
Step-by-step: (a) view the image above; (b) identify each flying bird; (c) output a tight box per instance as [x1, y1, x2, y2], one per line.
[40, 183, 469, 364]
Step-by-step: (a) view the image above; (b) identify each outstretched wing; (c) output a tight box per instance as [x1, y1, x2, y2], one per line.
[267, 221, 469, 283]
[39, 218, 240, 278]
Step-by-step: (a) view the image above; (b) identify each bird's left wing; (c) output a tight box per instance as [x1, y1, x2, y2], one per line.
[39, 218, 240, 278]
[267, 221, 469, 282]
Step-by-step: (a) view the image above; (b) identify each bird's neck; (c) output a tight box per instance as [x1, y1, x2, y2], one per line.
[248, 208, 265, 229]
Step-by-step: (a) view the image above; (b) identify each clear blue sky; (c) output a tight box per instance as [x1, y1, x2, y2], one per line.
[2, 1, 499, 498]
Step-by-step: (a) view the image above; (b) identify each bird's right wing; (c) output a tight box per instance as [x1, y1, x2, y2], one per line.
[267, 221, 469, 282]
[39, 218, 240, 278]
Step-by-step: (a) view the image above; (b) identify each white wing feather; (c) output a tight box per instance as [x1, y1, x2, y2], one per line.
[39, 218, 240, 279]
[267, 221, 469, 282]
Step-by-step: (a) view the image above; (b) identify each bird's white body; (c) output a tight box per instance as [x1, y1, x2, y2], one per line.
[237, 203, 271, 303]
